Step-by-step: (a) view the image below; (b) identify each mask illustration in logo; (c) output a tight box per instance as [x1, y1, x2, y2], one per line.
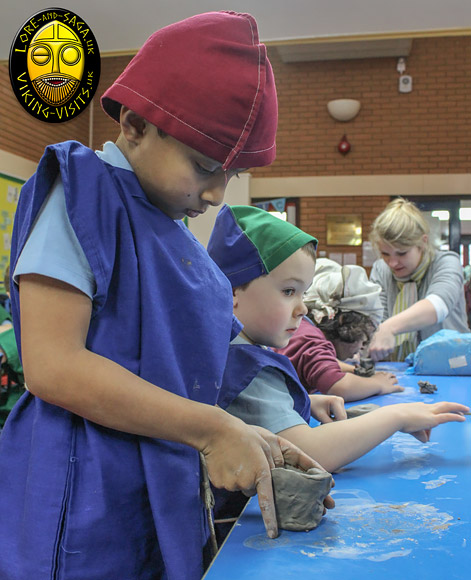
[27, 21, 84, 106]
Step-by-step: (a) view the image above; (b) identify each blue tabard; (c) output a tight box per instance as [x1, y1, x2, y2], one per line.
[213, 343, 311, 524]
[218, 343, 312, 424]
[0, 141, 235, 580]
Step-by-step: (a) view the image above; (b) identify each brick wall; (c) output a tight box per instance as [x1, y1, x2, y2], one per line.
[90, 36, 471, 178]
[3, 35, 469, 173]
[252, 36, 471, 178]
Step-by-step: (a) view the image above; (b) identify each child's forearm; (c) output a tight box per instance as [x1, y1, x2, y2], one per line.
[328, 373, 381, 402]
[278, 406, 406, 473]
[278, 402, 468, 473]
[44, 346, 236, 447]
[18, 273, 321, 531]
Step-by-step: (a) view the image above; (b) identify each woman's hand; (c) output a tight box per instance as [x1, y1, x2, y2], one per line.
[309, 394, 347, 423]
[368, 323, 395, 361]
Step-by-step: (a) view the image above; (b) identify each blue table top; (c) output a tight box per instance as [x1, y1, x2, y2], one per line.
[204, 364, 471, 579]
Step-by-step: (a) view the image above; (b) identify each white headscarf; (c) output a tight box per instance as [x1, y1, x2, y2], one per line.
[304, 258, 383, 326]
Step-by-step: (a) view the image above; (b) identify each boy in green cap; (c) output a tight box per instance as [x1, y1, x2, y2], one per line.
[208, 204, 469, 475]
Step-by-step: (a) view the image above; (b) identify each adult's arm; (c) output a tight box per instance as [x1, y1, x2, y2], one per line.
[369, 298, 437, 361]
[424, 251, 465, 307]
[368, 253, 464, 360]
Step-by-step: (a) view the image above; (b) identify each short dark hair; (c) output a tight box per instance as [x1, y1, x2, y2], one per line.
[311, 309, 375, 344]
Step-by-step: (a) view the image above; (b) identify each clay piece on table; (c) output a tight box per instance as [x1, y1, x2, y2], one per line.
[346, 403, 380, 419]
[418, 380, 437, 394]
[271, 465, 333, 532]
[354, 357, 376, 377]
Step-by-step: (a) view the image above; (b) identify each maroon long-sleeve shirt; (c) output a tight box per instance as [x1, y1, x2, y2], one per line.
[275, 318, 345, 394]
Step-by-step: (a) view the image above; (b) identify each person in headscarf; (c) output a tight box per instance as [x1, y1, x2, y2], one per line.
[0, 12, 317, 580]
[208, 204, 468, 476]
[369, 198, 468, 362]
[277, 258, 402, 401]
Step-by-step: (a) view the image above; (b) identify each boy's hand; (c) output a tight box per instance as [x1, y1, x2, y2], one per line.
[201, 415, 332, 538]
[375, 371, 404, 395]
[251, 425, 336, 513]
[309, 394, 347, 423]
[397, 401, 470, 440]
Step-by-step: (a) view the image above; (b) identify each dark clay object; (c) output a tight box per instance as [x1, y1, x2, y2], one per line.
[418, 380, 437, 394]
[271, 465, 333, 531]
[354, 357, 376, 377]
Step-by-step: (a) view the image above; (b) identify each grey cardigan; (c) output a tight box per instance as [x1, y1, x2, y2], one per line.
[370, 250, 469, 342]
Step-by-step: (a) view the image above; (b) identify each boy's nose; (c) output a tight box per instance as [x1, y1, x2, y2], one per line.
[201, 176, 226, 207]
[295, 301, 308, 317]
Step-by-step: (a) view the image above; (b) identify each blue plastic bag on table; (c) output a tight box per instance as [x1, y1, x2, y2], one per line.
[406, 329, 471, 375]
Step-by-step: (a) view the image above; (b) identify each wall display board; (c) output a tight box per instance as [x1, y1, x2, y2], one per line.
[0, 173, 23, 291]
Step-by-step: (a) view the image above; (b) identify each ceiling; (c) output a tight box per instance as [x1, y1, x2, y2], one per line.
[2, 0, 471, 64]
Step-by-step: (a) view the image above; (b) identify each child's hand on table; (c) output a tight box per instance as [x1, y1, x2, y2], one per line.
[309, 394, 347, 423]
[396, 401, 470, 442]
[375, 371, 404, 395]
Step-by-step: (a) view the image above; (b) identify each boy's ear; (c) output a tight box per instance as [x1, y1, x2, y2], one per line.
[232, 288, 239, 309]
[119, 107, 147, 143]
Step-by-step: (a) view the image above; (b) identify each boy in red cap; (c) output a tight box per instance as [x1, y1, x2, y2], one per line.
[208, 205, 469, 474]
[0, 12, 319, 580]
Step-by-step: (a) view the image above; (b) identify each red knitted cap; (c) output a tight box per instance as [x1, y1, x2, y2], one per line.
[101, 11, 278, 170]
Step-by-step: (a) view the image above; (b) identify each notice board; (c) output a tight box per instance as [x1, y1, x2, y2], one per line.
[0, 173, 23, 292]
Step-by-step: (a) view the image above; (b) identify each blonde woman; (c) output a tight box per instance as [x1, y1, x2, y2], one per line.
[368, 198, 468, 361]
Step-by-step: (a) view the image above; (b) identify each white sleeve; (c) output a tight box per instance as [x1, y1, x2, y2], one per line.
[426, 293, 449, 323]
